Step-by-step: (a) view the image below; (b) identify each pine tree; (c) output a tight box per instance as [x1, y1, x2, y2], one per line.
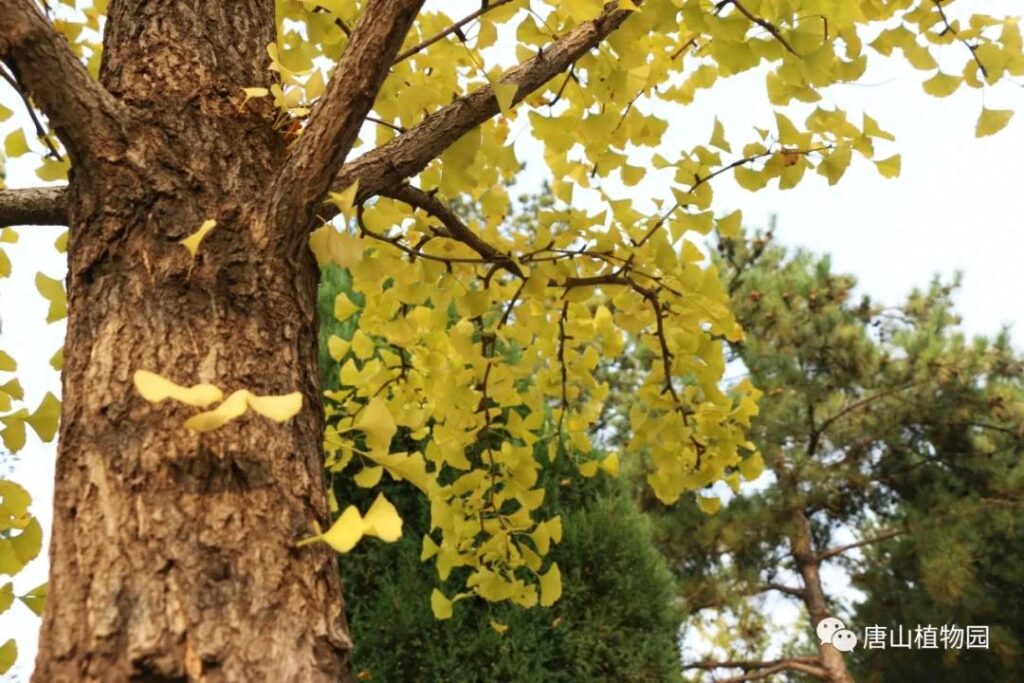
[641, 231, 1023, 682]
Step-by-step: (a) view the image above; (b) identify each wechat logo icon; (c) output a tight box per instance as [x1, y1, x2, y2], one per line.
[817, 617, 857, 653]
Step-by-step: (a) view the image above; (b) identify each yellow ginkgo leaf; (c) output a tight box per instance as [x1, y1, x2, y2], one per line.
[35, 273, 67, 323]
[241, 87, 269, 104]
[492, 81, 518, 115]
[976, 108, 1014, 138]
[696, 494, 722, 515]
[327, 180, 360, 218]
[539, 562, 562, 607]
[489, 620, 509, 634]
[353, 466, 384, 488]
[320, 505, 366, 553]
[308, 226, 365, 268]
[362, 493, 402, 542]
[355, 397, 396, 451]
[4, 130, 28, 157]
[709, 117, 730, 152]
[26, 393, 60, 442]
[132, 370, 223, 407]
[179, 219, 217, 261]
[874, 154, 901, 179]
[598, 452, 619, 476]
[184, 390, 250, 432]
[738, 452, 765, 481]
[430, 588, 453, 620]
[0, 638, 15, 675]
[922, 71, 961, 98]
[420, 535, 439, 561]
[327, 336, 349, 361]
[577, 460, 598, 478]
[334, 293, 359, 322]
[247, 392, 303, 422]
[717, 210, 743, 238]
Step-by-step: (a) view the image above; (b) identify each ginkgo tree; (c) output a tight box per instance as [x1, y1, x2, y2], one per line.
[0, 0, 1019, 680]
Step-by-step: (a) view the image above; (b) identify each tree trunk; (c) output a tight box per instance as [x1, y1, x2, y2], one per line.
[33, 2, 352, 680]
[791, 510, 855, 683]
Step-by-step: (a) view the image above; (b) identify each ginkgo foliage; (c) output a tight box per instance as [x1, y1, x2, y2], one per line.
[0, 0, 1021, 670]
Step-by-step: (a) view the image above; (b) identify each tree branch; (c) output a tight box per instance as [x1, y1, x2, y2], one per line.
[382, 184, 523, 277]
[684, 657, 829, 681]
[393, 0, 516, 65]
[757, 581, 807, 599]
[0, 64, 61, 160]
[0, 0, 123, 162]
[815, 528, 905, 562]
[270, 0, 425, 239]
[0, 186, 68, 226]
[328, 1, 640, 217]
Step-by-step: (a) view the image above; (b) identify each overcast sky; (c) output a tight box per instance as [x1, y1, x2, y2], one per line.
[0, 1, 1021, 678]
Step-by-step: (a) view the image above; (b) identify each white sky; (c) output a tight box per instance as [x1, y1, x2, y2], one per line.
[1, 1, 1021, 679]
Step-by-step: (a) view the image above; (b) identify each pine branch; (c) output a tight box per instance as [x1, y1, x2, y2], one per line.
[815, 528, 905, 562]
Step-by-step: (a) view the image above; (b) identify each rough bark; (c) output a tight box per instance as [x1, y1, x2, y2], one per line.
[0, 0, 642, 679]
[0, 0, 123, 163]
[791, 510, 856, 683]
[31, 1, 354, 680]
[0, 186, 67, 226]
[0, 1, 642, 228]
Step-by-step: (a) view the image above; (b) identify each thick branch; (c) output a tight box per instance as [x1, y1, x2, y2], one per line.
[270, 0, 425, 237]
[815, 528, 905, 562]
[329, 1, 639, 217]
[0, 186, 68, 226]
[0, 0, 122, 161]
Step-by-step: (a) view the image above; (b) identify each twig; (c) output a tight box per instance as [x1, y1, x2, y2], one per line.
[724, 0, 799, 56]
[816, 528, 905, 562]
[0, 65, 62, 160]
[393, 0, 515, 64]
[932, 0, 989, 79]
